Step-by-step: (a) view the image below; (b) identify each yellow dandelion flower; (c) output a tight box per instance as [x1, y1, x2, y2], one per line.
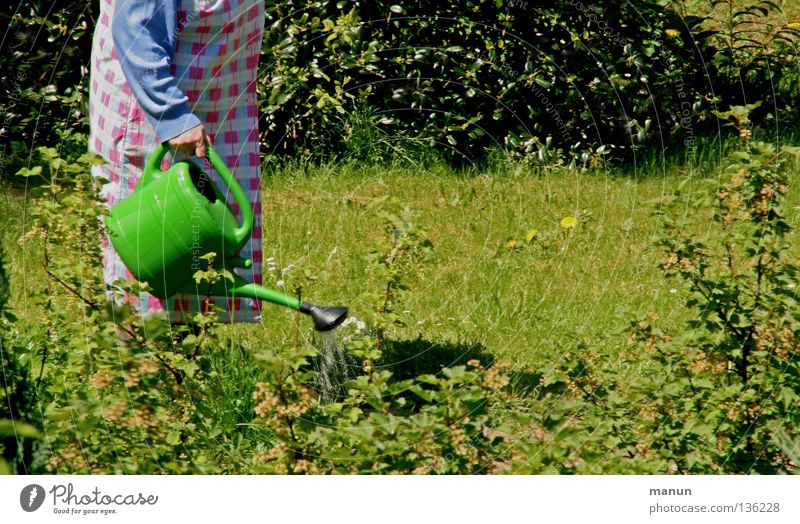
[665, 29, 680, 38]
[505, 239, 518, 249]
[560, 216, 579, 229]
[525, 229, 539, 242]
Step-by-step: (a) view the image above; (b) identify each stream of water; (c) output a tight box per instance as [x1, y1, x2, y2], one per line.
[313, 329, 358, 403]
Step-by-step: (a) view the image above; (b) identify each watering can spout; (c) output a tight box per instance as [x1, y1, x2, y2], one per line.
[181, 275, 348, 331]
[298, 303, 349, 332]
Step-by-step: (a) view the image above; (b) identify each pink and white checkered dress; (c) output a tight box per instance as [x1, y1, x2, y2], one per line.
[89, 0, 265, 323]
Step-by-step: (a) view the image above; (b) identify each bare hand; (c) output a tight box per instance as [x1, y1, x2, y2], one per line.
[168, 124, 213, 158]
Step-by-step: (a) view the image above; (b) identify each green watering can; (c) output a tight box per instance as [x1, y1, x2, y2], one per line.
[107, 142, 347, 331]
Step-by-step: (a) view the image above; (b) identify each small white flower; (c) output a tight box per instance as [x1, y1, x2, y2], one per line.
[669, 288, 677, 294]
[341, 316, 366, 332]
[276, 280, 284, 286]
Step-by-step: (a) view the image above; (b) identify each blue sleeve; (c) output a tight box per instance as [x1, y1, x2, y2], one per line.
[111, 0, 202, 142]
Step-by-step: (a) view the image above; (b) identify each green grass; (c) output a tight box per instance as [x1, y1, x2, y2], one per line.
[263, 164, 664, 357]
[3, 152, 800, 382]
[216, 160, 714, 373]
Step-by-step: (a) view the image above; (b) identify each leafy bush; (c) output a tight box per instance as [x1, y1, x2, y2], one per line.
[646, 131, 800, 472]
[698, 1, 800, 136]
[3, 1, 796, 171]
[0, 2, 94, 179]
[260, 0, 726, 163]
[250, 346, 508, 474]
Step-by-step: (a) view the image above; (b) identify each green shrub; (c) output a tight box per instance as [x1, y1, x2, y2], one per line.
[706, 1, 800, 121]
[4, 1, 796, 171]
[645, 132, 800, 472]
[0, 2, 94, 178]
[260, 0, 723, 163]
[249, 344, 509, 474]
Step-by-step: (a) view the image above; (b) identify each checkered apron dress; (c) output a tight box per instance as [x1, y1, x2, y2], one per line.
[89, 0, 265, 323]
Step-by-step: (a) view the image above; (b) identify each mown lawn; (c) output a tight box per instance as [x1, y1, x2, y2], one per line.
[249, 155, 800, 372]
[250, 162, 691, 368]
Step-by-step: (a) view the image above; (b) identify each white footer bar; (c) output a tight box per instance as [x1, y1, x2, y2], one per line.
[2, 475, 798, 523]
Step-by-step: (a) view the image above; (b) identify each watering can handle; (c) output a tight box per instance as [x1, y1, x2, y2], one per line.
[205, 145, 255, 246]
[142, 142, 255, 246]
[141, 142, 170, 187]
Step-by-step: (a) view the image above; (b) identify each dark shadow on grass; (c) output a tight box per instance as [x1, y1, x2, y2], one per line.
[376, 336, 493, 380]
[310, 334, 551, 402]
[378, 337, 516, 380]
[377, 337, 566, 400]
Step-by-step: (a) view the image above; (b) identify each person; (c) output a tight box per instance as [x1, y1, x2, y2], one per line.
[89, 0, 265, 324]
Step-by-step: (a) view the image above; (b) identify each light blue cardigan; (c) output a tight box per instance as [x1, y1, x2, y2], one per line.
[111, 0, 202, 141]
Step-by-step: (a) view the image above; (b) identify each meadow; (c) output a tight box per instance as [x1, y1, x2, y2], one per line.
[2, 0, 800, 474]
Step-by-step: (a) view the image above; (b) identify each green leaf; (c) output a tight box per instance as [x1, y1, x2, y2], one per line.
[166, 431, 182, 446]
[16, 165, 43, 177]
[0, 419, 39, 438]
